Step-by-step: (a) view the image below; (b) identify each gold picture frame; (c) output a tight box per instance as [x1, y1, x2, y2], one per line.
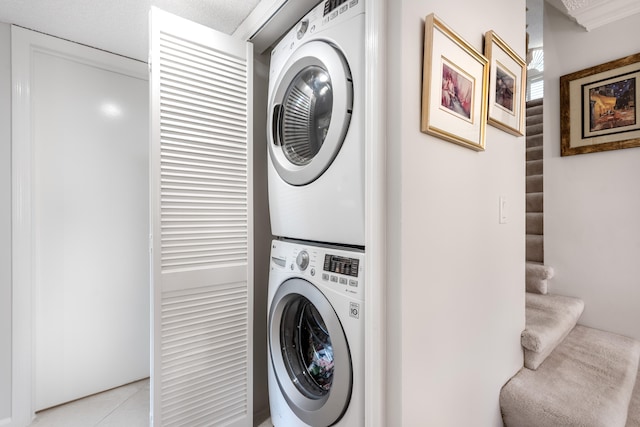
[421, 14, 489, 151]
[560, 52, 640, 156]
[484, 30, 526, 136]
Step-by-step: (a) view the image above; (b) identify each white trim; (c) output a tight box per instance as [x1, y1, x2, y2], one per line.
[12, 25, 37, 427]
[364, 0, 387, 425]
[0, 417, 12, 426]
[233, 0, 286, 42]
[11, 26, 147, 427]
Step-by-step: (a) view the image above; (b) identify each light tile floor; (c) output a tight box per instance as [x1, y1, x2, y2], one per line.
[28, 378, 149, 427]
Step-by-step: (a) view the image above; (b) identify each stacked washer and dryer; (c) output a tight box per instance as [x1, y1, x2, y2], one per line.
[266, 1, 366, 426]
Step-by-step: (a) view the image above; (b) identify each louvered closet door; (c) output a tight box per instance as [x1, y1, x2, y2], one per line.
[150, 8, 253, 426]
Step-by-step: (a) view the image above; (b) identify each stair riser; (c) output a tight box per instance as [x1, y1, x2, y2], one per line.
[526, 175, 543, 193]
[527, 160, 543, 176]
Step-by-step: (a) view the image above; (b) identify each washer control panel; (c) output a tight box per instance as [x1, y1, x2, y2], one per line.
[270, 240, 364, 299]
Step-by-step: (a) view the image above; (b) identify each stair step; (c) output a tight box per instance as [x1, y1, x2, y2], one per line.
[526, 113, 543, 126]
[526, 212, 543, 235]
[526, 133, 543, 148]
[526, 145, 543, 161]
[627, 367, 640, 427]
[526, 175, 543, 194]
[527, 122, 543, 137]
[526, 192, 543, 213]
[522, 293, 583, 368]
[526, 234, 544, 263]
[501, 325, 640, 427]
[526, 104, 543, 119]
[526, 159, 543, 176]
[525, 262, 553, 294]
[526, 98, 543, 109]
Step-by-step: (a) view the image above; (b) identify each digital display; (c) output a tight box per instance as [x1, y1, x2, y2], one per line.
[323, 0, 349, 16]
[323, 254, 359, 277]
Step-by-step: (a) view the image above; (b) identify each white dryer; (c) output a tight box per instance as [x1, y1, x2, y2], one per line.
[267, 239, 364, 427]
[267, 0, 365, 247]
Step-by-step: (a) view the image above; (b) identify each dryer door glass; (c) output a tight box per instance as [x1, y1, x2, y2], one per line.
[280, 66, 332, 166]
[281, 295, 334, 399]
[268, 40, 352, 186]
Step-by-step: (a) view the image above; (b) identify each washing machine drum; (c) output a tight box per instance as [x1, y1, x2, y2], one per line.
[268, 41, 353, 186]
[269, 278, 353, 426]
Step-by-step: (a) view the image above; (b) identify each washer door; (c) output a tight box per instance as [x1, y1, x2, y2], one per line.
[269, 278, 352, 426]
[268, 41, 353, 186]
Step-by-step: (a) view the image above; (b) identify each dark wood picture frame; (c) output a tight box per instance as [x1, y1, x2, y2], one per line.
[560, 52, 640, 156]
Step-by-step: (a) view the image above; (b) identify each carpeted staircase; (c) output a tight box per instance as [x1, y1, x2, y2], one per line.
[501, 277, 640, 426]
[525, 99, 544, 264]
[500, 100, 640, 426]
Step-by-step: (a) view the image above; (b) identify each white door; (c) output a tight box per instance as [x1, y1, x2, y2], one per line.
[150, 8, 253, 426]
[11, 26, 150, 413]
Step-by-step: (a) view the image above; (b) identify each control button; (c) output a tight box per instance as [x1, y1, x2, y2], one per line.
[330, 275, 338, 283]
[310, 268, 316, 276]
[349, 279, 358, 287]
[322, 273, 329, 281]
[296, 250, 309, 271]
[296, 19, 309, 40]
[339, 277, 347, 285]
[340, 4, 348, 13]
[330, 10, 338, 20]
[310, 25, 316, 33]
[290, 263, 294, 271]
[349, 0, 359, 7]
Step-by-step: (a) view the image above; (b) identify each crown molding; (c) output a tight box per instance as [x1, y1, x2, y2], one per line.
[546, 0, 640, 31]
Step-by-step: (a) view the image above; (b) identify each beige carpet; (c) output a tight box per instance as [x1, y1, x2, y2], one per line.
[522, 292, 584, 369]
[627, 367, 640, 427]
[501, 325, 640, 427]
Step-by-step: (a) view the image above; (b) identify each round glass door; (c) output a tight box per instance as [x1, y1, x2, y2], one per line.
[269, 278, 352, 426]
[280, 66, 333, 167]
[281, 295, 335, 399]
[268, 41, 352, 186]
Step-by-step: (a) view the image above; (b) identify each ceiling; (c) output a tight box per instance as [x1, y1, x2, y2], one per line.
[1, 0, 637, 64]
[0, 0, 262, 62]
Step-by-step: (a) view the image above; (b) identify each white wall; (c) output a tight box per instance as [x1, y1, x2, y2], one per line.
[0, 22, 12, 422]
[544, 7, 640, 341]
[386, 1, 526, 425]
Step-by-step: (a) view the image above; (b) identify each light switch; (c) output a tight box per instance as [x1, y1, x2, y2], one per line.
[499, 196, 508, 224]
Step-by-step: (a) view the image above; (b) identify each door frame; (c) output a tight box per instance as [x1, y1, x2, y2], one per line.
[10, 27, 148, 427]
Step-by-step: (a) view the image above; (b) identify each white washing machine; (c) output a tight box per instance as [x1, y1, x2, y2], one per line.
[267, 239, 364, 426]
[267, 0, 365, 247]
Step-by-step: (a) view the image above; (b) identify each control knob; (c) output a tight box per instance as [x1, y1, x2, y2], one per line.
[296, 250, 309, 271]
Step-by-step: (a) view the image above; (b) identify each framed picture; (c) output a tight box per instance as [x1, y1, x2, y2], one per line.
[421, 14, 489, 151]
[560, 52, 640, 156]
[484, 30, 526, 136]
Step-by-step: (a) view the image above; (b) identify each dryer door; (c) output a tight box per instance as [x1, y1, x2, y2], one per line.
[269, 278, 352, 426]
[268, 41, 353, 186]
